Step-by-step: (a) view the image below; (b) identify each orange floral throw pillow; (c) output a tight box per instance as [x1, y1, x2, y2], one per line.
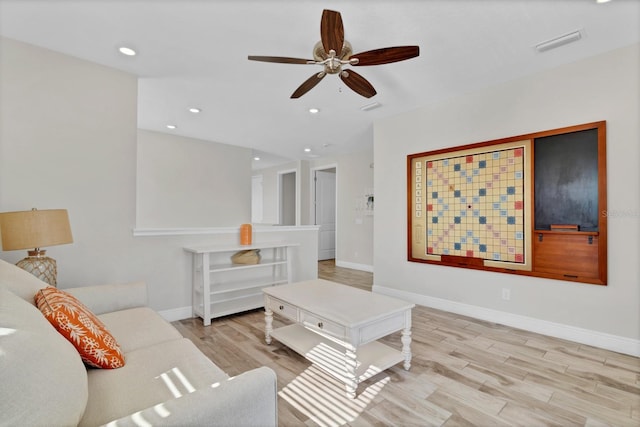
[35, 287, 125, 369]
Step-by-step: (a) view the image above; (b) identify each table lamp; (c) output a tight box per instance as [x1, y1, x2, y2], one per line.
[0, 208, 73, 287]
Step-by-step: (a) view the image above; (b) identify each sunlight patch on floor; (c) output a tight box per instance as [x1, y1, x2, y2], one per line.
[279, 364, 390, 427]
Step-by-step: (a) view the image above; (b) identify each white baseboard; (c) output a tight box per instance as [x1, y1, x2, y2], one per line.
[373, 285, 640, 357]
[158, 306, 193, 322]
[335, 260, 374, 273]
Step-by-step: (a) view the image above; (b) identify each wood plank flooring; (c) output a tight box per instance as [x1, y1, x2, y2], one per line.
[173, 260, 640, 426]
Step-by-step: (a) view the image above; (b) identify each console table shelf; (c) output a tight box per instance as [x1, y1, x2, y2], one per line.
[270, 323, 404, 384]
[185, 242, 299, 325]
[196, 259, 288, 274]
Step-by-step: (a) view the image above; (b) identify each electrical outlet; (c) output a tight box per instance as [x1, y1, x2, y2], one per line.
[502, 288, 511, 301]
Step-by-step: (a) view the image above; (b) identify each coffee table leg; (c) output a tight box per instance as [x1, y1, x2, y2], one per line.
[401, 327, 412, 370]
[265, 307, 273, 345]
[345, 346, 358, 399]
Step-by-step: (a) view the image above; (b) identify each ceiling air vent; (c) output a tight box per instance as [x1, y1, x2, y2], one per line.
[535, 30, 582, 53]
[360, 101, 381, 111]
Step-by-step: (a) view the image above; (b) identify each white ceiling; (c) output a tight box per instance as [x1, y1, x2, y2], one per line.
[1, 0, 638, 169]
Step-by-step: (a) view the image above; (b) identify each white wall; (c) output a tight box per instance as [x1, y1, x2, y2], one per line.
[0, 37, 318, 318]
[374, 44, 640, 353]
[0, 36, 138, 285]
[137, 129, 251, 228]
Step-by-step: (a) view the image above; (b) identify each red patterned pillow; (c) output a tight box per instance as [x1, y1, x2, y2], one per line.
[35, 287, 125, 369]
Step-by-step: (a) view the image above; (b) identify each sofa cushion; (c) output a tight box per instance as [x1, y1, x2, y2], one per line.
[0, 289, 88, 426]
[35, 287, 125, 369]
[66, 281, 148, 315]
[98, 306, 183, 353]
[0, 258, 48, 304]
[80, 337, 229, 427]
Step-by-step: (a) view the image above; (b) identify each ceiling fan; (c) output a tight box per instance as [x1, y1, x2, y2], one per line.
[248, 9, 420, 99]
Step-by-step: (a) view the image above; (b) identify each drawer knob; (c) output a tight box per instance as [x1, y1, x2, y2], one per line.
[317, 322, 323, 328]
[279, 305, 284, 310]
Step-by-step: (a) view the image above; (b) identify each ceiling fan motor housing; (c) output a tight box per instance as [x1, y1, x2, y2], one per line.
[313, 40, 353, 74]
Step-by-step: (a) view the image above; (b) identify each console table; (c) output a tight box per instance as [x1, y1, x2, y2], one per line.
[185, 242, 299, 326]
[263, 279, 414, 398]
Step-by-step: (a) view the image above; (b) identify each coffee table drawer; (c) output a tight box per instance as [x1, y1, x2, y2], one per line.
[268, 297, 298, 321]
[301, 311, 346, 341]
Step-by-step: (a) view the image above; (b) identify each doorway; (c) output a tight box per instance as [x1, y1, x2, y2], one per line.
[314, 167, 336, 260]
[278, 170, 296, 226]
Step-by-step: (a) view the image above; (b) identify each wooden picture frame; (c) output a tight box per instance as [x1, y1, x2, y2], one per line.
[407, 121, 607, 285]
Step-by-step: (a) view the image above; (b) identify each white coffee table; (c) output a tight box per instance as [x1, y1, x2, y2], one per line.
[263, 279, 414, 398]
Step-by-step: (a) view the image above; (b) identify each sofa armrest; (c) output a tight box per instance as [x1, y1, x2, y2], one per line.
[103, 366, 278, 427]
[65, 281, 148, 315]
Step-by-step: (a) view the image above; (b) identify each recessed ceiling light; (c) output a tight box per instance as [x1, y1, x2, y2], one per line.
[118, 46, 136, 56]
[309, 108, 320, 114]
[166, 124, 177, 129]
[253, 156, 261, 161]
[596, 0, 611, 3]
[189, 108, 201, 113]
[304, 148, 312, 152]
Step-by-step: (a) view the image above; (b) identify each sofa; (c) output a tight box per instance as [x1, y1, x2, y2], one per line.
[0, 258, 278, 426]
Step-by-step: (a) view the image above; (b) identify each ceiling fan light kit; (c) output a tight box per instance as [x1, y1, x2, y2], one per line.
[248, 9, 420, 99]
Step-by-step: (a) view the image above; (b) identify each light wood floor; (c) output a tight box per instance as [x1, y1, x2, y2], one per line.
[174, 260, 640, 426]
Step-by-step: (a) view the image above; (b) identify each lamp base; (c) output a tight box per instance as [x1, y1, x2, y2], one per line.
[16, 250, 57, 287]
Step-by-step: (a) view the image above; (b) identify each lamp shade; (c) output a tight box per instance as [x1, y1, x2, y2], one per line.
[0, 209, 73, 251]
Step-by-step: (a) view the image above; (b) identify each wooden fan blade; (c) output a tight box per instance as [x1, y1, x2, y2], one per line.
[248, 55, 313, 64]
[291, 72, 326, 98]
[320, 9, 344, 57]
[351, 46, 420, 66]
[340, 69, 377, 98]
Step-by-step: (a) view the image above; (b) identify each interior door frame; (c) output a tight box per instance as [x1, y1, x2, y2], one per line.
[311, 163, 338, 260]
